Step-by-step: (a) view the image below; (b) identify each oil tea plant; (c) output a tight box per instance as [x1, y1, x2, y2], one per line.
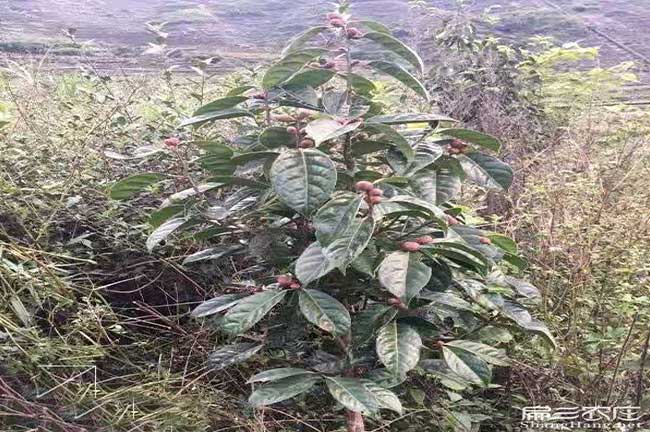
[110, 5, 554, 431]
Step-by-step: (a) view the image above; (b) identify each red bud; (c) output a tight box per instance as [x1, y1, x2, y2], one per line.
[369, 195, 382, 205]
[479, 236, 492, 245]
[415, 236, 435, 245]
[447, 215, 460, 225]
[369, 188, 383, 197]
[329, 18, 346, 28]
[164, 137, 180, 148]
[298, 138, 315, 149]
[286, 126, 299, 135]
[401, 241, 421, 252]
[276, 275, 292, 287]
[354, 181, 374, 192]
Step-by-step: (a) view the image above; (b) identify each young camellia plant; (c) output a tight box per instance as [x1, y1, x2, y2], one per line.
[110, 3, 554, 431]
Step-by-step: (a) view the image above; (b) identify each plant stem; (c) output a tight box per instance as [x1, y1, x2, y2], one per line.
[345, 410, 365, 432]
[605, 312, 638, 405]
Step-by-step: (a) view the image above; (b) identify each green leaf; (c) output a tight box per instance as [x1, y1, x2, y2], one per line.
[325, 377, 380, 415]
[221, 290, 287, 335]
[368, 61, 429, 100]
[226, 85, 255, 96]
[419, 291, 473, 312]
[346, 73, 377, 96]
[364, 381, 403, 414]
[363, 122, 414, 162]
[376, 321, 422, 376]
[191, 293, 248, 318]
[324, 217, 375, 270]
[148, 206, 184, 228]
[295, 241, 335, 285]
[270, 149, 337, 215]
[314, 192, 364, 246]
[364, 32, 424, 73]
[442, 346, 492, 386]
[207, 342, 263, 371]
[305, 118, 363, 145]
[193, 96, 249, 116]
[284, 69, 336, 89]
[503, 276, 541, 300]
[230, 151, 279, 166]
[368, 113, 456, 124]
[299, 289, 351, 335]
[248, 368, 315, 384]
[160, 182, 225, 208]
[358, 20, 392, 34]
[109, 173, 166, 200]
[444, 340, 511, 366]
[262, 49, 327, 89]
[179, 108, 253, 128]
[437, 128, 501, 152]
[411, 166, 461, 205]
[378, 251, 432, 302]
[281, 26, 328, 56]
[182, 245, 244, 265]
[250, 375, 321, 406]
[387, 195, 447, 223]
[259, 127, 297, 148]
[488, 234, 518, 254]
[146, 217, 187, 251]
[352, 304, 396, 347]
[459, 152, 513, 191]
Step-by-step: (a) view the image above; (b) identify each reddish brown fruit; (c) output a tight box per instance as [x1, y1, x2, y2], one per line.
[286, 126, 299, 135]
[298, 138, 315, 149]
[479, 236, 492, 245]
[289, 282, 301, 289]
[276, 275, 292, 287]
[164, 137, 180, 148]
[368, 188, 383, 197]
[387, 297, 402, 306]
[326, 12, 343, 20]
[272, 114, 295, 123]
[369, 195, 382, 205]
[346, 27, 363, 39]
[354, 181, 374, 192]
[329, 18, 346, 27]
[415, 235, 435, 245]
[401, 241, 421, 252]
[447, 215, 460, 225]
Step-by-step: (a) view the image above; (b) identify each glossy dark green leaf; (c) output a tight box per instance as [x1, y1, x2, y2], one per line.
[249, 374, 321, 406]
[179, 108, 253, 128]
[230, 151, 279, 166]
[191, 293, 248, 318]
[208, 342, 263, 371]
[248, 368, 315, 384]
[221, 290, 287, 335]
[411, 165, 461, 205]
[193, 96, 248, 116]
[363, 122, 414, 162]
[376, 321, 422, 376]
[346, 73, 377, 96]
[364, 381, 403, 414]
[352, 304, 396, 347]
[444, 340, 511, 366]
[324, 217, 375, 270]
[146, 217, 187, 251]
[437, 128, 501, 152]
[364, 32, 424, 73]
[459, 152, 513, 191]
[182, 245, 245, 265]
[305, 118, 363, 145]
[109, 173, 166, 200]
[442, 346, 492, 386]
[325, 377, 379, 415]
[504, 276, 541, 300]
[314, 192, 364, 246]
[299, 289, 351, 335]
[378, 251, 432, 302]
[281, 26, 328, 56]
[295, 241, 335, 285]
[259, 127, 297, 148]
[368, 61, 429, 100]
[270, 149, 337, 215]
[284, 69, 336, 89]
[148, 205, 184, 229]
[263, 49, 327, 89]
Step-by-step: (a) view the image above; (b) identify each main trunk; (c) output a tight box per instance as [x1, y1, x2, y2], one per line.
[346, 410, 365, 432]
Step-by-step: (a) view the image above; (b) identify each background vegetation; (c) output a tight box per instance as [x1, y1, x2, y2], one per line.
[1, 2, 648, 431]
